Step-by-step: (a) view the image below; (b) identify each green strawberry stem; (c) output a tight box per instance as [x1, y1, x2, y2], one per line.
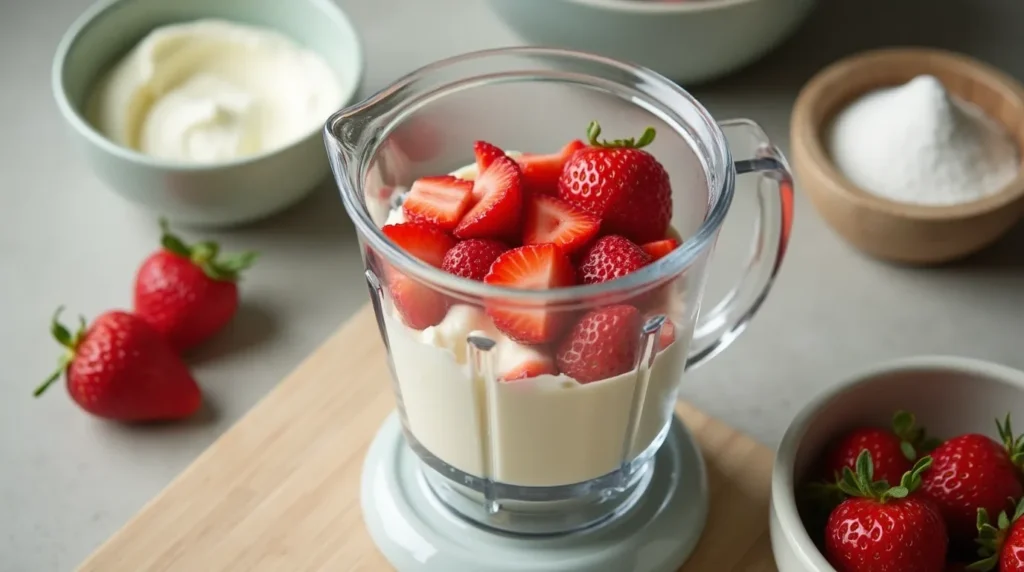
[968, 498, 1024, 571]
[891, 409, 942, 460]
[996, 413, 1024, 468]
[586, 121, 656, 150]
[835, 449, 933, 503]
[34, 306, 86, 397]
[159, 218, 258, 282]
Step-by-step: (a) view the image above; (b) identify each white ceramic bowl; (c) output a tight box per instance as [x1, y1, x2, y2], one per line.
[486, 0, 818, 85]
[52, 0, 363, 227]
[770, 356, 1024, 571]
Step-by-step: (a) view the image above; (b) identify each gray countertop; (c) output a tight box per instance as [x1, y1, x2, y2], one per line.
[3, 0, 1023, 569]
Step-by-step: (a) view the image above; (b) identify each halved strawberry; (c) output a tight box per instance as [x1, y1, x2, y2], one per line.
[483, 244, 576, 344]
[474, 140, 507, 180]
[641, 239, 680, 261]
[402, 176, 474, 231]
[500, 354, 559, 382]
[522, 194, 600, 255]
[382, 223, 456, 267]
[441, 239, 508, 281]
[454, 155, 524, 241]
[556, 305, 642, 383]
[389, 273, 448, 330]
[516, 139, 586, 195]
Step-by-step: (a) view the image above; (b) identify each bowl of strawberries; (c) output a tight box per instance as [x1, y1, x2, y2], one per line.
[770, 356, 1024, 572]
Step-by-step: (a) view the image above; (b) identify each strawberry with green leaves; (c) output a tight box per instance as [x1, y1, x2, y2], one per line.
[133, 219, 257, 352]
[823, 410, 940, 486]
[969, 498, 1024, 571]
[825, 451, 947, 572]
[921, 415, 1024, 545]
[35, 308, 201, 421]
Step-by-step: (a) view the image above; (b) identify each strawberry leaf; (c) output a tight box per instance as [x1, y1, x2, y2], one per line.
[891, 409, 939, 459]
[157, 218, 258, 282]
[36, 307, 86, 397]
[585, 121, 656, 150]
[997, 414, 1024, 468]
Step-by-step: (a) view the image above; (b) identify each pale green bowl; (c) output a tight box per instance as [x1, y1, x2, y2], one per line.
[52, 0, 363, 227]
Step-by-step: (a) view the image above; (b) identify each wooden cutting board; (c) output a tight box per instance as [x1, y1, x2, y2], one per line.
[78, 305, 778, 572]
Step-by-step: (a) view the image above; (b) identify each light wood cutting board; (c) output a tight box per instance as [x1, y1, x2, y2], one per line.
[79, 305, 779, 572]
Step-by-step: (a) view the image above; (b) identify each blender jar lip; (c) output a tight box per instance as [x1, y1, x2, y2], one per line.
[330, 46, 735, 304]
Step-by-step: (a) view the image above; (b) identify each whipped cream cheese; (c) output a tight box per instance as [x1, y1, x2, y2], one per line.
[87, 19, 345, 163]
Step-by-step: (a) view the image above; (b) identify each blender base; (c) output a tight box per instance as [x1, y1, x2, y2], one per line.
[361, 412, 709, 572]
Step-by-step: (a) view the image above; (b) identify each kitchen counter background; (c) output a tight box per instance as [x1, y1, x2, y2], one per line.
[3, 0, 1023, 569]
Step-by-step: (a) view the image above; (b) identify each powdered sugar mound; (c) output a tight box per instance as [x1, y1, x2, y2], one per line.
[827, 75, 1019, 206]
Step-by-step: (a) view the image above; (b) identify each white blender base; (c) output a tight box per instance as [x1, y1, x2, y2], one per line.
[361, 412, 709, 572]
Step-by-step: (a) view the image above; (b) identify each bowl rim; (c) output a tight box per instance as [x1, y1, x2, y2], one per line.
[770, 354, 1024, 570]
[557, 0, 767, 13]
[790, 47, 1024, 221]
[50, 0, 365, 172]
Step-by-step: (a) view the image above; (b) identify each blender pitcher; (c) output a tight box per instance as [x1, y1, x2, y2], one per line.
[326, 47, 793, 564]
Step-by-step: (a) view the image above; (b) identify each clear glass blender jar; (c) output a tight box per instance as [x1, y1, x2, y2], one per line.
[326, 48, 793, 536]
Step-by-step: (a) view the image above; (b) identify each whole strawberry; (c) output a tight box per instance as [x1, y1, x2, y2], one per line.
[34, 308, 201, 421]
[825, 451, 947, 572]
[823, 410, 939, 486]
[920, 416, 1024, 545]
[970, 498, 1024, 571]
[556, 305, 642, 383]
[134, 219, 257, 352]
[558, 121, 672, 244]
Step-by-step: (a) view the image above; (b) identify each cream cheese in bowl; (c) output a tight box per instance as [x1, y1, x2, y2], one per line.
[87, 19, 345, 163]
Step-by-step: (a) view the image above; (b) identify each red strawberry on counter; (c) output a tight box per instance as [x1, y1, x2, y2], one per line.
[577, 235, 652, 285]
[483, 244, 576, 344]
[920, 416, 1024, 545]
[558, 121, 672, 244]
[402, 175, 474, 231]
[34, 308, 202, 421]
[556, 305, 642, 383]
[822, 410, 938, 487]
[134, 219, 257, 352]
[441, 239, 508, 282]
[381, 222, 456, 329]
[522, 194, 600, 255]
[825, 451, 947, 572]
[455, 151, 524, 241]
[971, 498, 1024, 571]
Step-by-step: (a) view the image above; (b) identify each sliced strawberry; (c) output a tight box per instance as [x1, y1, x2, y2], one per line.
[382, 223, 456, 267]
[516, 139, 586, 196]
[556, 305, 642, 383]
[474, 140, 507, 179]
[522, 194, 600, 255]
[657, 319, 675, 351]
[441, 239, 508, 281]
[484, 244, 576, 343]
[640, 239, 680, 261]
[454, 155, 524, 241]
[500, 354, 559, 382]
[577, 235, 652, 285]
[389, 273, 448, 330]
[402, 176, 474, 231]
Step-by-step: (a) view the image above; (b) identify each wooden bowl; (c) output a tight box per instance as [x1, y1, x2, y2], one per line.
[790, 47, 1024, 265]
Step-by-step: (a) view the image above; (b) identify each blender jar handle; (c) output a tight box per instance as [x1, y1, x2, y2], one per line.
[685, 118, 795, 369]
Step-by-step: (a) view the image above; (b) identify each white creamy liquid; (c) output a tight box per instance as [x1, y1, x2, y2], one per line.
[87, 19, 345, 163]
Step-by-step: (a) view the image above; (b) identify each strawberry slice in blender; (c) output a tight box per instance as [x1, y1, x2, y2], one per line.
[577, 235, 652, 285]
[381, 222, 456, 329]
[473, 140, 507, 184]
[522, 194, 600, 255]
[484, 244, 576, 344]
[515, 139, 586, 196]
[499, 354, 559, 382]
[640, 238, 680, 261]
[402, 175, 474, 231]
[556, 305, 643, 383]
[441, 239, 508, 282]
[454, 153, 524, 240]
